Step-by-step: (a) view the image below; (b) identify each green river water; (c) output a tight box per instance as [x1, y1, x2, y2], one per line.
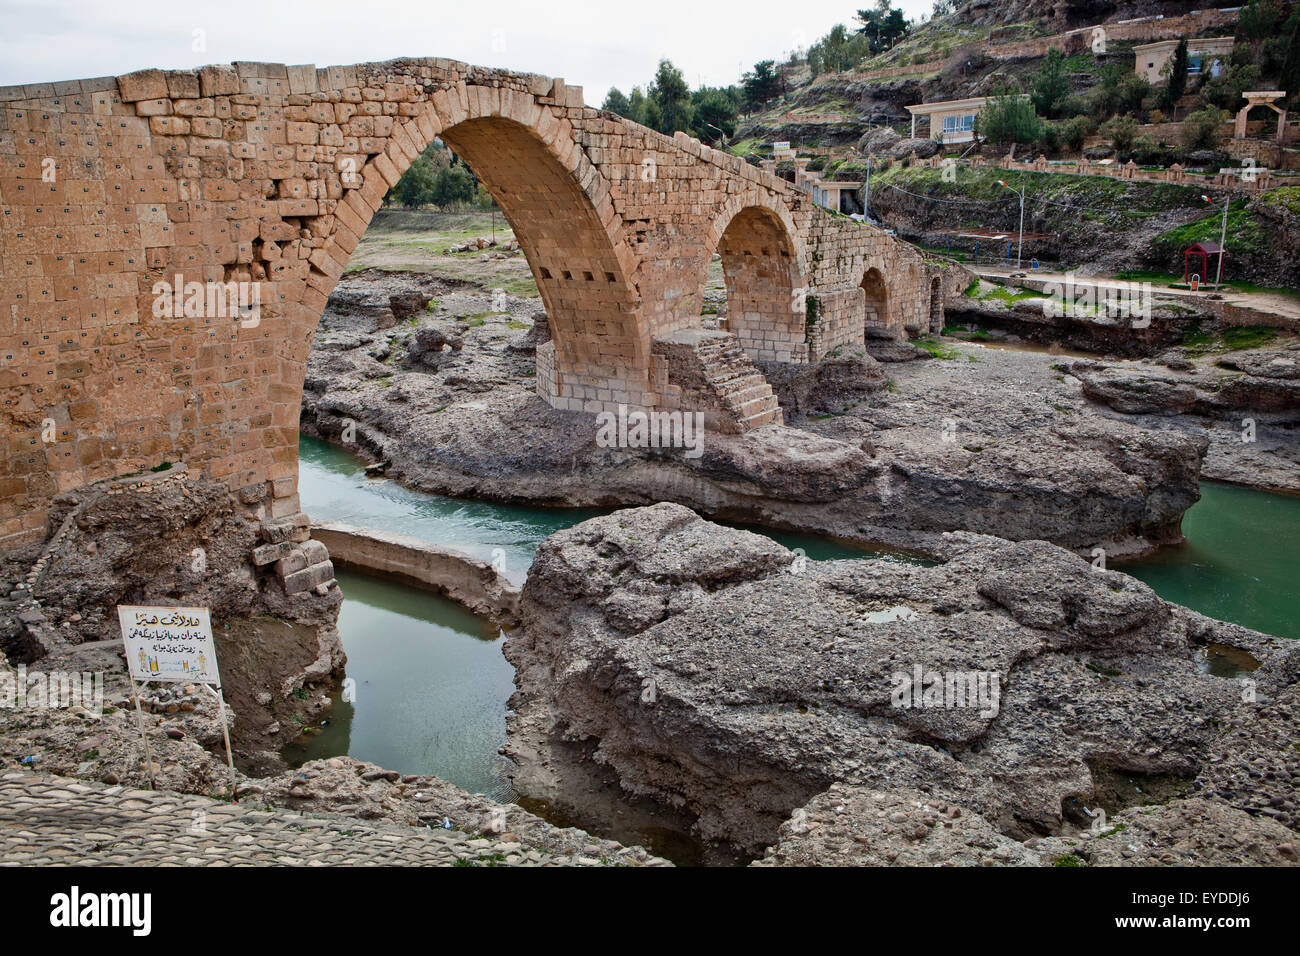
[289, 434, 1299, 802]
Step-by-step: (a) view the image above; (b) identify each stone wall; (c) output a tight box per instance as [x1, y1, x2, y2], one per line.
[987, 9, 1241, 60]
[311, 521, 520, 625]
[0, 57, 937, 552]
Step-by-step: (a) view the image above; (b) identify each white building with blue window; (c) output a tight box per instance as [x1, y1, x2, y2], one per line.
[905, 96, 1001, 145]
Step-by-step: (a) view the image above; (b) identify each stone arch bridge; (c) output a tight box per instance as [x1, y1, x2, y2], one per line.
[0, 57, 953, 551]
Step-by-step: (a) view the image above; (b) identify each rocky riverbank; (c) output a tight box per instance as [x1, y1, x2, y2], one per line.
[1059, 344, 1300, 493]
[504, 502, 1300, 865]
[300, 269, 1218, 560]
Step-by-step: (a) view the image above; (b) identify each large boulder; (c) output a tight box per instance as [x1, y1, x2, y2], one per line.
[506, 503, 1299, 858]
[860, 127, 901, 155]
[891, 137, 941, 160]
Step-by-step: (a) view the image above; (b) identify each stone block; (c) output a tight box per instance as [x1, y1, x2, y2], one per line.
[300, 539, 329, 565]
[199, 65, 241, 97]
[252, 541, 295, 566]
[282, 560, 334, 594]
[117, 69, 167, 102]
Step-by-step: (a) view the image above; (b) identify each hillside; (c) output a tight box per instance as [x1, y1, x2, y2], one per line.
[729, 0, 1300, 284]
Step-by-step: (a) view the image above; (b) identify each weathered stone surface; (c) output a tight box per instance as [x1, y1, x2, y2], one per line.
[505, 503, 1299, 857]
[0, 770, 655, 866]
[302, 272, 1208, 556]
[1062, 344, 1300, 492]
[282, 560, 334, 595]
[252, 541, 296, 566]
[755, 785, 1039, 866]
[890, 137, 941, 160]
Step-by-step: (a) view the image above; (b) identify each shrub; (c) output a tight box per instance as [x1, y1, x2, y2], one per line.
[976, 92, 1043, 147]
[1182, 107, 1228, 150]
[1059, 116, 1093, 152]
[1103, 114, 1140, 157]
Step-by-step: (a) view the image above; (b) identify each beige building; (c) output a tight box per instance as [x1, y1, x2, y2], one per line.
[904, 96, 991, 144]
[1134, 37, 1234, 85]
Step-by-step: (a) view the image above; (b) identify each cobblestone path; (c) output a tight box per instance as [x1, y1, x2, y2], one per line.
[0, 771, 592, 866]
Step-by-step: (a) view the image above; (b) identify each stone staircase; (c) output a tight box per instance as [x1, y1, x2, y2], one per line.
[651, 330, 783, 434]
[693, 333, 784, 431]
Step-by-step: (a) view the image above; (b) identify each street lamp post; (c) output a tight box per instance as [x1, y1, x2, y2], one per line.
[998, 178, 1026, 269]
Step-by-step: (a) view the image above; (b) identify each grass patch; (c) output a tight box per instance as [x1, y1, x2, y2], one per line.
[913, 336, 958, 360]
[1221, 326, 1279, 350]
[1152, 200, 1270, 259]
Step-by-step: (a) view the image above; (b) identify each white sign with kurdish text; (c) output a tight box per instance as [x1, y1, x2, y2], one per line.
[118, 606, 221, 685]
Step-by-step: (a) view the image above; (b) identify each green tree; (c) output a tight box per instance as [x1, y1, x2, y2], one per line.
[627, 87, 649, 125]
[1181, 107, 1228, 150]
[807, 23, 872, 77]
[1030, 48, 1071, 118]
[1201, 60, 1262, 111]
[1058, 115, 1093, 152]
[1089, 62, 1148, 117]
[1159, 39, 1189, 110]
[976, 92, 1042, 147]
[641, 95, 662, 132]
[1240, 0, 1282, 55]
[691, 87, 738, 143]
[432, 164, 476, 207]
[602, 88, 632, 118]
[855, 1, 909, 54]
[741, 60, 782, 111]
[649, 59, 693, 135]
[391, 153, 436, 208]
[1103, 113, 1139, 157]
[1277, 8, 1300, 108]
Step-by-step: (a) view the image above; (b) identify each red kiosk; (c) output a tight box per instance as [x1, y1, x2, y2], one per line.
[1183, 241, 1225, 288]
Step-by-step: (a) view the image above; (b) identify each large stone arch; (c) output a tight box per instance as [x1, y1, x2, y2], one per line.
[0, 57, 954, 550]
[301, 87, 646, 414]
[706, 198, 810, 363]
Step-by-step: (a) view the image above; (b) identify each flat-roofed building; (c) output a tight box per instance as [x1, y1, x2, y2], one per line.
[904, 96, 991, 144]
[1134, 37, 1234, 85]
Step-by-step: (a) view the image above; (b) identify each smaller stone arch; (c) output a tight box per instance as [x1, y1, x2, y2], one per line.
[710, 200, 810, 363]
[928, 277, 944, 334]
[861, 266, 891, 339]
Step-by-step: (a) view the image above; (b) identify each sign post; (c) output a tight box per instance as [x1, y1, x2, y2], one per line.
[117, 606, 237, 801]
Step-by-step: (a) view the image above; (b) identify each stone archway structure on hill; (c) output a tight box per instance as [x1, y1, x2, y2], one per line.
[0, 57, 950, 551]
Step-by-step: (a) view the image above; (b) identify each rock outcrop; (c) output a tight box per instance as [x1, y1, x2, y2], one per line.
[302, 272, 1207, 558]
[0, 472, 344, 769]
[505, 503, 1300, 861]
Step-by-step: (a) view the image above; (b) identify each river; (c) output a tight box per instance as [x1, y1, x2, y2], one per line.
[289, 434, 1300, 806]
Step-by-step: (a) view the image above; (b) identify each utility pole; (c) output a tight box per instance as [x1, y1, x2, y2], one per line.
[998, 179, 1026, 268]
[1201, 193, 1230, 287]
[1216, 194, 1228, 287]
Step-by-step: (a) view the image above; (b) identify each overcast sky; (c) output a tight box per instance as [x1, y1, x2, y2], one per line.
[0, 0, 933, 102]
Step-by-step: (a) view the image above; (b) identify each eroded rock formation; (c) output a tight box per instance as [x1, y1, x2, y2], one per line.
[504, 503, 1300, 862]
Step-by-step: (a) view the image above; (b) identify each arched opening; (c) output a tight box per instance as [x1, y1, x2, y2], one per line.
[928, 277, 944, 334]
[418, 117, 643, 410]
[861, 267, 891, 339]
[715, 206, 807, 363]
